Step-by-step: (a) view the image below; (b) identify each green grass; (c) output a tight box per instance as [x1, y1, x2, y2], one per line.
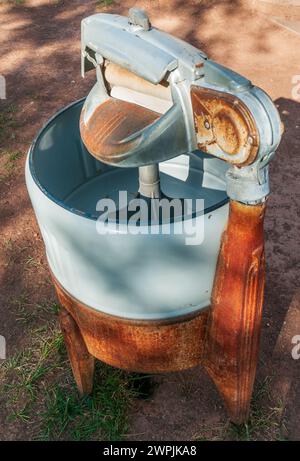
[2, 327, 64, 408]
[96, 0, 115, 7]
[0, 305, 142, 441]
[195, 376, 286, 441]
[227, 376, 284, 441]
[39, 363, 138, 441]
[0, 103, 22, 181]
[0, 149, 23, 182]
[4, 150, 23, 171]
[11, 293, 59, 325]
[1, 1, 25, 4]
[0, 104, 18, 144]
[24, 256, 43, 269]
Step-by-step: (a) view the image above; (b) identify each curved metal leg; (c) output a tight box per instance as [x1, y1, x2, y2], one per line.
[204, 200, 265, 424]
[59, 307, 95, 396]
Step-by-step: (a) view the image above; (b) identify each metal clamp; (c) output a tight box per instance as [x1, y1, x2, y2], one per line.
[128, 8, 151, 31]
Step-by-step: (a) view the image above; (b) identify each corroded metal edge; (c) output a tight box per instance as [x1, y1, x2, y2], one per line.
[52, 273, 210, 373]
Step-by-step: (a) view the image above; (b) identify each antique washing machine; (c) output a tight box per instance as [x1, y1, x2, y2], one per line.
[25, 9, 282, 423]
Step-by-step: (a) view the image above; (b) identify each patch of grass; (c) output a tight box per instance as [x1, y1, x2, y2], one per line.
[2, 237, 14, 252]
[1, 1, 25, 4]
[25, 256, 42, 269]
[11, 293, 59, 325]
[1, 327, 65, 420]
[1, 305, 143, 441]
[194, 376, 285, 441]
[8, 407, 30, 422]
[0, 104, 18, 144]
[195, 422, 228, 441]
[39, 362, 139, 441]
[0, 149, 23, 182]
[96, 0, 115, 8]
[227, 377, 284, 441]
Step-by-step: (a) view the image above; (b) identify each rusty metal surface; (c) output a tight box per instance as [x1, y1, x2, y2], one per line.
[204, 200, 266, 423]
[59, 307, 94, 396]
[80, 98, 160, 164]
[191, 86, 260, 166]
[53, 275, 209, 373]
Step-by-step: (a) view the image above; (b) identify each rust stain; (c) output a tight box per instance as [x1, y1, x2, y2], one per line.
[59, 308, 94, 395]
[53, 274, 209, 373]
[212, 110, 241, 155]
[80, 98, 160, 164]
[204, 200, 266, 423]
[191, 86, 259, 166]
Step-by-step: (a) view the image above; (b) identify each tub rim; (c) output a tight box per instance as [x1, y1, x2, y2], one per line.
[28, 98, 229, 223]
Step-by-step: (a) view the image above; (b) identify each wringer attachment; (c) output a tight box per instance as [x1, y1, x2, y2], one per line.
[80, 8, 282, 206]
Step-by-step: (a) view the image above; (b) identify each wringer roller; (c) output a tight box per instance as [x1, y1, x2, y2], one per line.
[26, 9, 282, 424]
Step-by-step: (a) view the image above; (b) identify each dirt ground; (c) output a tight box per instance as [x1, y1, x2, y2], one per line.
[0, 0, 299, 441]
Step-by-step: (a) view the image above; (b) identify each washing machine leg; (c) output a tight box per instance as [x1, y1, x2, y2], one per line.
[204, 200, 265, 424]
[59, 307, 95, 396]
